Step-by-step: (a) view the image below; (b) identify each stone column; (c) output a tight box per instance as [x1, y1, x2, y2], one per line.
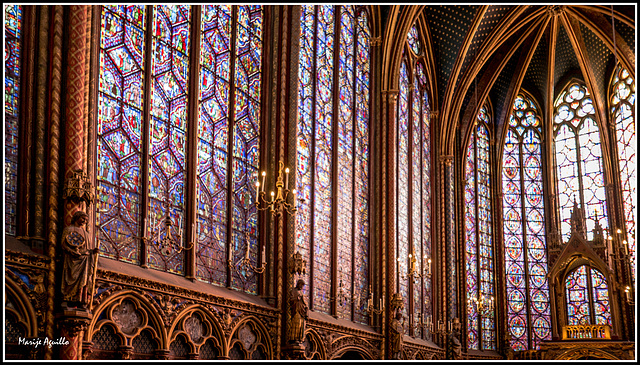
[440, 155, 456, 359]
[56, 309, 92, 360]
[63, 5, 90, 224]
[382, 89, 398, 359]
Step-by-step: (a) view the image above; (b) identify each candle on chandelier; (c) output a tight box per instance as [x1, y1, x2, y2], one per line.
[271, 191, 275, 202]
[256, 181, 260, 202]
[261, 245, 266, 266]
[261, 171, 266, 192]
[285, 167, 289, 190]
[292, 189, 297, 206]
[156, 216, 161, 243]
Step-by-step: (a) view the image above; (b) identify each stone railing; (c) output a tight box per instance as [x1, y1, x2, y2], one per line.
[562, 324, 611, 340]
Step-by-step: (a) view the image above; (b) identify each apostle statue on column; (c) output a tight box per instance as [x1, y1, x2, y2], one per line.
[389, 309, 404, 359]
[61, 211, 98, 310]
[289, 279, 308, 344]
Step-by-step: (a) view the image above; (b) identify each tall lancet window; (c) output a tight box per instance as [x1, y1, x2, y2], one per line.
[502, 94, 551, 350]
[5, 5, 23, 236]
[610, 66, 636, 284]
[554, 82, 608, 242]
[296, 5, 371, 321]
[196, 5, 264, 293]
[465, 104, 496, 350]
[394, 23, 433, 339]
[97, 5, 264, 294]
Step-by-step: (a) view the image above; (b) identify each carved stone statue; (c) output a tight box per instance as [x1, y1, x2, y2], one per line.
[389, 309, 404, 359]
[504, 336, 514, 360]
[289, 279, 308, 343]
[61, 211, 98, 309]
[451, 331, 462, 360]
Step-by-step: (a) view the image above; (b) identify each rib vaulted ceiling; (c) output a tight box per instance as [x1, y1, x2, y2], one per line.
[381, 4, 636, 153]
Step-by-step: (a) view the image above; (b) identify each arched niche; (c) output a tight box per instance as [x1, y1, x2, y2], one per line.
[303, 329, 326, 360]
[167, 304, 225, 359]
[226, 317, 273, 360]
[85, 291, 166, 359]
[547, 235, 620, 339]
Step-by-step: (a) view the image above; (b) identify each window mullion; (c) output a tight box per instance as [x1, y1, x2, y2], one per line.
[330, 5, 341, 319]
[184, 5, 202, 280]
[350, 7, 359, 323]
[308, 5, 319, 312]
[225, 5, 238, 289]
[585, 266, 596, 325]
[419, 86, 425, 339]
[139, 5, 155, 269]
[407, 79, 415, 337]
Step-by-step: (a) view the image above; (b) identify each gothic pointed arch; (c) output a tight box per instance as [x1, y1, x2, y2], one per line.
[167, 304, 225, 359]
[86, 290, 167, 353]
[5, 277, 38, 341]
[463, 98, 497, 351]
[226, 317, 272, 359]
[547, 230, 616, 337]
[501, 90, 551, 350]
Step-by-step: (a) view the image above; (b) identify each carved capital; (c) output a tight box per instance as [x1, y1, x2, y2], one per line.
[57, 310, 92, 338]
[370, 37, 382, 47]
[382, 90, 399, 104]
[439, 155, 454, 166]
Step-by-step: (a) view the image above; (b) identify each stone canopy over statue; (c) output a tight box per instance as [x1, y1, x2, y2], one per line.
[61, 211, 98, 309]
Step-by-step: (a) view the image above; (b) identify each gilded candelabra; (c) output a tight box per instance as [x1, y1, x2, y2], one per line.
[606, 227, 635, 306]
[151, 215, 194, 256]
[256, 160, 298, 217]
[398, 253, 431, 281]
[364, 285, 384, 316]
[228, 232, 266, 274]
[256, 160, 307, 277]
[98, 204, 194, 256]
[468, 293, 494, 316]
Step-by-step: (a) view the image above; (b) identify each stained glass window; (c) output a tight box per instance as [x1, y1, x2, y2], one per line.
[4, 5, 23, 236]
[147, 5, 191, 274]
[565, 265, 611, 326]
[296, 5, 371, 322]
[465, 105, 496, 350]
[610, 66, 636, 284]
[503, 94, 551, 351]
[407, 24, 420, 55]
[554, 82, 608, 242]
[395, 28, 432, 339]
[97, 5, 264, 293]
[97, 5, 147, 265]
[196, 5, 264, 294]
